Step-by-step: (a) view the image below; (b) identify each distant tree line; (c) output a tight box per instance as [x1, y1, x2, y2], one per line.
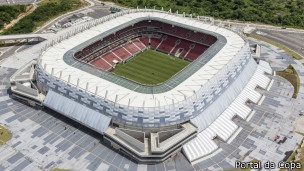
[2, 0, 82, 34]
[105, 0, 304, 28]
[0, 5, 27, 30]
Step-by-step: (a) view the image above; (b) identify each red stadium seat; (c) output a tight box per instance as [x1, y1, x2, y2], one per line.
[91, 58, 112, 71]
[74, 20, 218, 71]
[124, 43, 141, 54]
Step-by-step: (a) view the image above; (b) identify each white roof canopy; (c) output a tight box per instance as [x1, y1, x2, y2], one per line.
[39, 10, 245, 108]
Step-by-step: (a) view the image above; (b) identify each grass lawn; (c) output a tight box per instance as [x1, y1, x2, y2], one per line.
[247, 34, 303, 60]
[112, 49, 190, 85]
[0, 125, 12, 145]
[276, 65, 300, 98]
[53, 169, 69, 171]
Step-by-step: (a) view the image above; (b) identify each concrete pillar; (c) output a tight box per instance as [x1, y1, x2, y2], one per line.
[85, 82, 89, 92]
[95, 86, 99, 96]
[68, 75, 71, 84]
[76, 78, 80, 88]
[105, 90, 108, 99]
[59, 71, 63, 79]
[115, 94, 118, 103]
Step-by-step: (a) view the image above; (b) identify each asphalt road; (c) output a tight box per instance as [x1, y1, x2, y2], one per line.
[252, 29, 304, 57]
[213, 19, 304, 33]
[209, 19, 304, 58]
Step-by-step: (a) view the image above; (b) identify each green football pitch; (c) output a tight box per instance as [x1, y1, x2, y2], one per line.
[112, 49, 190, 85]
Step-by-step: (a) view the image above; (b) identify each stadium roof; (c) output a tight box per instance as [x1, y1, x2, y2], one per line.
[39, 10, 245, 108]
[63, 18, 226, 94]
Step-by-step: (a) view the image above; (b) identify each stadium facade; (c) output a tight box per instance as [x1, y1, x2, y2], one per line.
[10, 9, 273, 163]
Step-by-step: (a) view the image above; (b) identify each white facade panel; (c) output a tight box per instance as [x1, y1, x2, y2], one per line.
[43, 90, 111, 134]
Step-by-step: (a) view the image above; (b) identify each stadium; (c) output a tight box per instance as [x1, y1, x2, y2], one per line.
[9, 9, 273, 164]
